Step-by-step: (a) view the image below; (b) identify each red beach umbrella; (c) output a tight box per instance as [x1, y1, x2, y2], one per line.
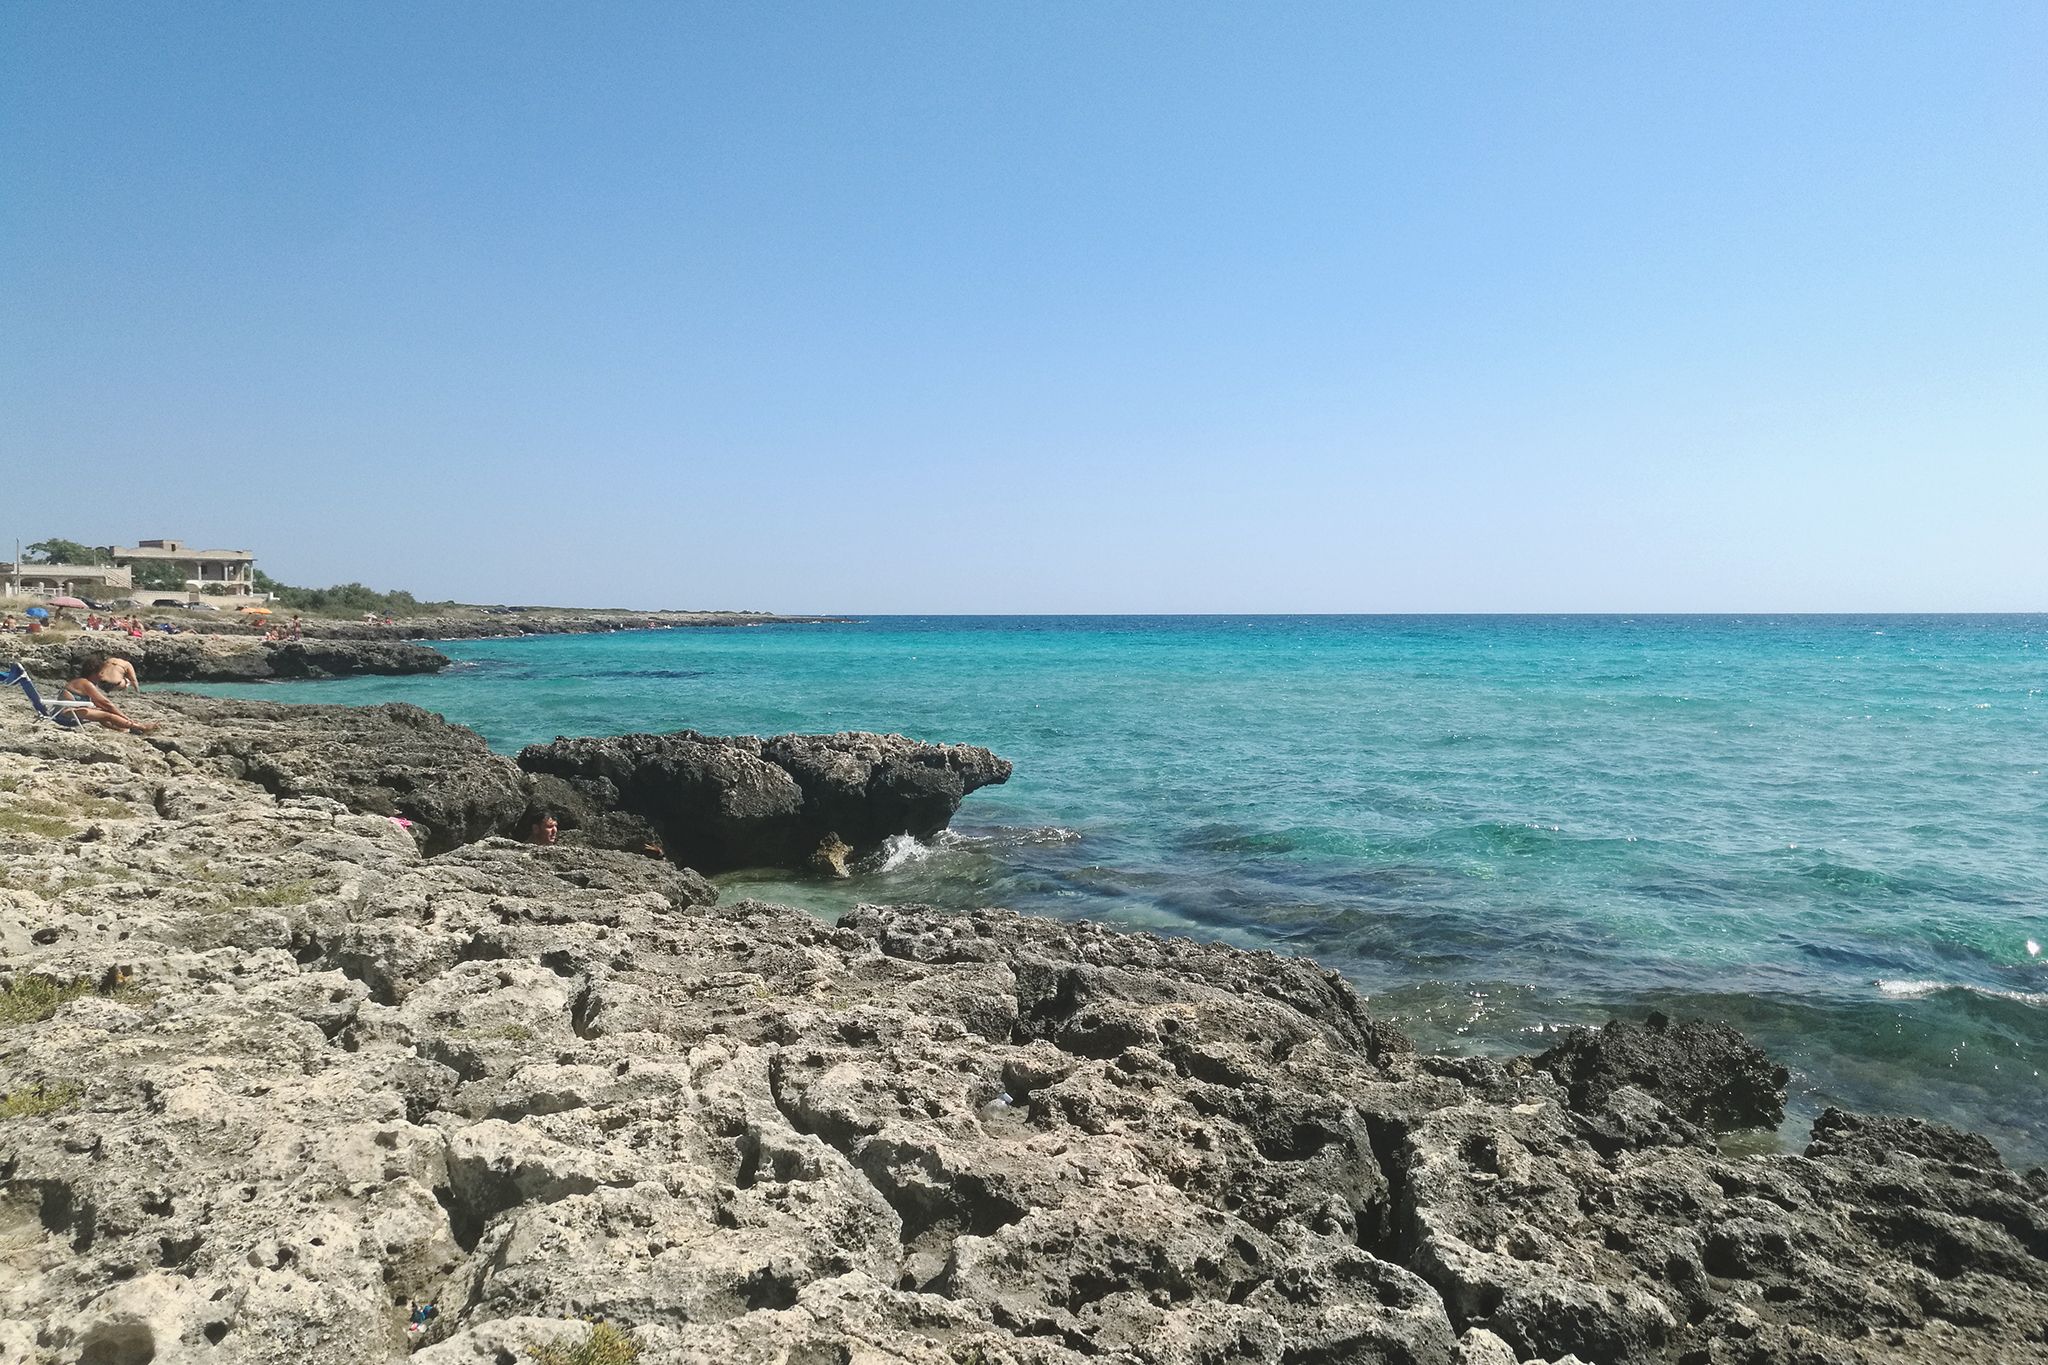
[47, 596, 89, 609]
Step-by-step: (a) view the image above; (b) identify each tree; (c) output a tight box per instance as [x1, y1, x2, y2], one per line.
[24, 539, 109, 566]
[250, 568, 447, 617]
[130, 561, 187, 591]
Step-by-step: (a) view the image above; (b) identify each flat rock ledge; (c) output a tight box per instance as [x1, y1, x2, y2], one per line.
[1, 705, 2045, 1365]
[18, 633, 451, 683]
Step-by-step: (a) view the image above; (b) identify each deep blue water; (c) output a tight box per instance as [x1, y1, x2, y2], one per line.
[183, 616, 2048, 1162]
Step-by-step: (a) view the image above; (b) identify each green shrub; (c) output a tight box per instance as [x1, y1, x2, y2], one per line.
[535, 1322, 639, 1365]
[223, 879, 320, 909]
[0, 974, 147, 1026]
[0, 1080, 82, 1119]
[0, 975, 94, 1028]
[252, 570, 453, 619]
[0, 806, 77, 839]
[25, 869, 111, 902]
[67, 795, 133, 820]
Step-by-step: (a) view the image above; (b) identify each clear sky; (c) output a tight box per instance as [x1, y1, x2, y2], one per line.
[4, 3, 2043, 612]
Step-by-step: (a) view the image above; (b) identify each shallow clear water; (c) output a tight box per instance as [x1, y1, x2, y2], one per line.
[183, 616, 2048, 1162]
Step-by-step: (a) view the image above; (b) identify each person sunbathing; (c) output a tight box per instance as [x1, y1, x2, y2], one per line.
[84, 655, 141, 691]
[57, 657, 157, 733]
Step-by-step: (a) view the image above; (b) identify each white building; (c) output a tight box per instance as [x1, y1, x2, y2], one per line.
[106, 539, 259, 599]
[0, 561, 133, 599]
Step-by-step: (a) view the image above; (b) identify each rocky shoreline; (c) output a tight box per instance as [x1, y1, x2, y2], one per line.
[1, 696, 2043, 1364]
[17, 634, 452, 684]
[305, 611, 853, 642]
[8, 609, 853, 684]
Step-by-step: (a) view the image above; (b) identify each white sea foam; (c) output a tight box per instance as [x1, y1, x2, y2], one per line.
[937, 825, 1080, 850]
[868, 833, 936, 873]
[1876, 979, 2047, 1006]
[1000, 825, 1083, 847]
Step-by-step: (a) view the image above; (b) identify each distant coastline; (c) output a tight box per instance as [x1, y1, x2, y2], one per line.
[303, 608, 856, 643]
[5, 606, 855, 684]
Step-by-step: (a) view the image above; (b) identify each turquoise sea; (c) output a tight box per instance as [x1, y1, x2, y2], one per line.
[187, 616, 2048, 1162]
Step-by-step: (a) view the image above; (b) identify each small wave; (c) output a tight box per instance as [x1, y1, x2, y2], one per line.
[1875, 978, 2047, 1006]
[984, 825, 1082, 848]
[865, 833, 935, 873]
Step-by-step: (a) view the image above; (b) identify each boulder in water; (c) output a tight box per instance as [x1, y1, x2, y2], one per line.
[1529, 1011, 1791, 1131]
[516, 730, 1010, 874]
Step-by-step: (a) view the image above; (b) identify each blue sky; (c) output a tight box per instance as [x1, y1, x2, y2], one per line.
[4, 3, 2043, 611]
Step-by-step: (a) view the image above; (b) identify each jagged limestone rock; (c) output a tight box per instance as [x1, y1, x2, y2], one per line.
[1, 701, 2042, 1364]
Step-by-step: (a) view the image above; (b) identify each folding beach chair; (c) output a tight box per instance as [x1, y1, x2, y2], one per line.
[1, 662, 93, 729]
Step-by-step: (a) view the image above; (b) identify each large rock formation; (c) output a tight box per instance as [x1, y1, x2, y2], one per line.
[519, 730, 1014, 874]
[1, 701, 2044, 1364]
[144, 694, 531, 854]
[105, 699, 1015, 872]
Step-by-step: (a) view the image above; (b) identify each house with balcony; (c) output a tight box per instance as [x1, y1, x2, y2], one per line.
[106, 539, 259, 600]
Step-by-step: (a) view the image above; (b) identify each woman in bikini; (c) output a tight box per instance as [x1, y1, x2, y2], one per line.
[57, 655, 157, 733]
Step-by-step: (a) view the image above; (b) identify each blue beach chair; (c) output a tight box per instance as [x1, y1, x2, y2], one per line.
[1, 662, 93, 729]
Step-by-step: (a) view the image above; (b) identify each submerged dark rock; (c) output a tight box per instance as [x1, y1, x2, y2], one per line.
[517, 729, 1012, 874]
[1531, 1010, 1791, 1132]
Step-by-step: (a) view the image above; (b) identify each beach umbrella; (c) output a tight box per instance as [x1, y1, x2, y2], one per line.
[23, 607, 49, 618]
[238, 605, 274, 614]
[47, 596, 89, 609]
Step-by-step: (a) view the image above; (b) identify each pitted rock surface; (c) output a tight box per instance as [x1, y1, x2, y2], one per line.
[143, 693, 531, 854]
[1531, 1011, 1792, 1134]
[1, 702, 2043, 1365]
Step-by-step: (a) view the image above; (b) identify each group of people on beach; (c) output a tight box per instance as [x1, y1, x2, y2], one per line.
[1, 612, 178, 638]
[86, 614, 158, 637]
[261, 616, 305, 642]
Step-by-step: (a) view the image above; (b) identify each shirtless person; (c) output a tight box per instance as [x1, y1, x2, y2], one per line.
[85, 654, 141, 692]
[58, 656, 157, 733]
